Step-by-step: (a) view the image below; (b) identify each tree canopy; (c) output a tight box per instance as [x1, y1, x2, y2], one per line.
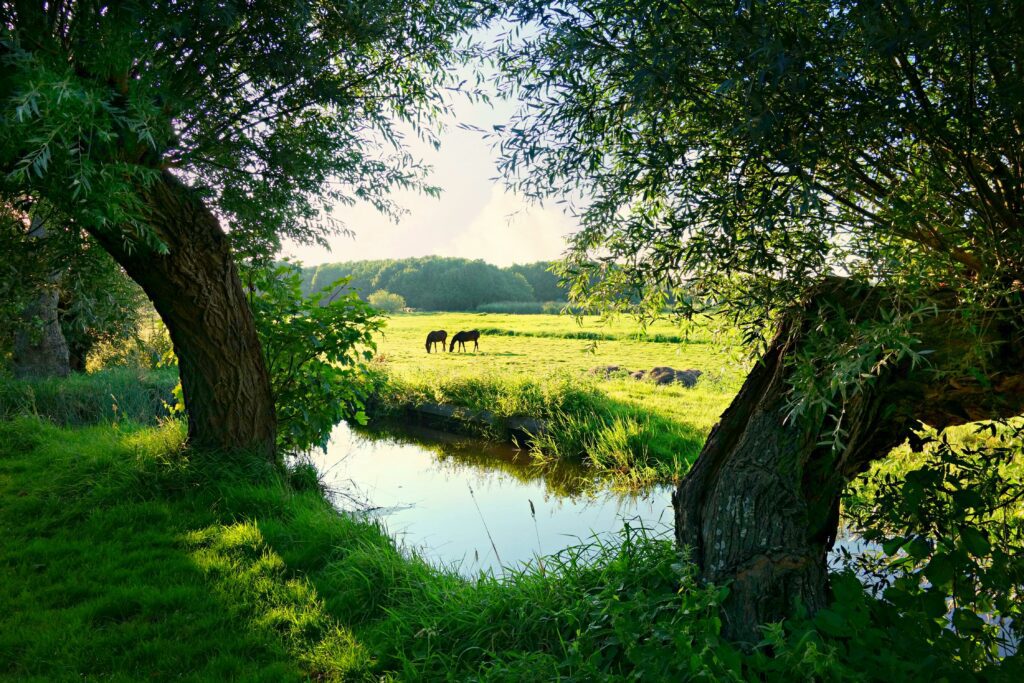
[305, 256, 561, 310]
[495, 0, 1023, 337]
[1, 0, 484, 258]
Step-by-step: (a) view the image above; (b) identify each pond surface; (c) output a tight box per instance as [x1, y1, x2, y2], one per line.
[308, 421, 674, 576]
[308, 421, 877, 579]
[308, 422, 1018, 655]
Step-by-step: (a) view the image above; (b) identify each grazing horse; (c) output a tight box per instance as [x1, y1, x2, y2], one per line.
[425, 330, 448, 353]
[449, 329, 480, 352]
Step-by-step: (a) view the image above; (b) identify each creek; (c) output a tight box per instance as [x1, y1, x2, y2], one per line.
[307, 420, 1017, 655]
[307, 420, 877, 577]
[308, 420, 673, 576]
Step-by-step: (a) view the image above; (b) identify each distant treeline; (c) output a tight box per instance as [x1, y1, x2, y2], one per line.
[301, 257, 568, 311]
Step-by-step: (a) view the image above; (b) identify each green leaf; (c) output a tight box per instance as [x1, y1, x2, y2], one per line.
[923, 553, 955, 589]
[882, 536, 906, 556]
[814, 608, 849, 637]
[951, 609, 985, 634]
[960, 527, 991, 557]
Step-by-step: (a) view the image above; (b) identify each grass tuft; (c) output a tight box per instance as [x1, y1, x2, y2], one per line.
[0, 367, 178, 426]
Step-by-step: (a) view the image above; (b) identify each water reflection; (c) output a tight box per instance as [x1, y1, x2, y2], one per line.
[308, 423, 1018, 656]
[309, 421, 674, 576]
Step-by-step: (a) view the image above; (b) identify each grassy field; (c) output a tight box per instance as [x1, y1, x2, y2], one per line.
[367, 313, 747, 485]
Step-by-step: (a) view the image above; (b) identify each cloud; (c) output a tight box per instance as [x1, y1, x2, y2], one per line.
[438, 186, 574, 266]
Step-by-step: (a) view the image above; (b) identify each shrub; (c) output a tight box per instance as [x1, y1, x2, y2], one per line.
[85, 316, 174, 371]
[249, 264, 384, 454]
[842, 422, 1024, 663]
[368, 289, 406, 314]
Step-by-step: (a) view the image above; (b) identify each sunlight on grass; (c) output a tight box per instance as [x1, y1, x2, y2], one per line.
[185, 521, 373, 679]
[365, 313, 747, 487]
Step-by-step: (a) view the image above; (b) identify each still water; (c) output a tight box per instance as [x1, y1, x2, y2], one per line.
[307, 421, 1018, 655]
[308, 421, 674, 576]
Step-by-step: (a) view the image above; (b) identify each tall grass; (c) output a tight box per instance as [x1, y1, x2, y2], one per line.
[0, 366, 178, 425]
[369, 368, 709, 486]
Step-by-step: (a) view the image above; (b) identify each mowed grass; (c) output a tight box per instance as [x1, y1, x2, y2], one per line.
[368, 313, 748, 485]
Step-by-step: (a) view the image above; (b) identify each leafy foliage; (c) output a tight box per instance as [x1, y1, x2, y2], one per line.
[493, 0, 1024, 344]
[1, 1, 489, 261]
[0, 203, 144, 372]
[508, 261, 564, 302]
[843, 424, 1024, 662]
[306, 256, 550, 311]
[248, 264, 383, 454]
[366, 289, 406, 314]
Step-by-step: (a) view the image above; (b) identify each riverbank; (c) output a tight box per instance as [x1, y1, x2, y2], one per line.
[0, 416, 740, 681]
[4, 413, 1011, 679]
[5, 416, 1004, 681]
[367, 368, 723, 488]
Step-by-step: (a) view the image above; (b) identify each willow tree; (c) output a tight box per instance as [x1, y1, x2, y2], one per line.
[1, 1, 481, 458]
[496, 0, 1024, 641]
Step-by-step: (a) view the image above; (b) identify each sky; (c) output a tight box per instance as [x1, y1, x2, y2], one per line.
[280, 82, 578, 269]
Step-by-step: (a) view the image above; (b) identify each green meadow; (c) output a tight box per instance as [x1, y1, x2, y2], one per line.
[367, 313, 748, 485]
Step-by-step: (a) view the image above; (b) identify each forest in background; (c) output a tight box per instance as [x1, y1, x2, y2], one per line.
[301, 257, 567, 311]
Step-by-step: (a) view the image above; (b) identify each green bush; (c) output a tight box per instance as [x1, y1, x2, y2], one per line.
[85, 318, 174, 372]
[842, 423, 1024, 663]
[249, 264, 383, 454]
[367, 289, 406, 314]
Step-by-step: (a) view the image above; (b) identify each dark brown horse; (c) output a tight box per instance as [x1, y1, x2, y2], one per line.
[425, 330, 448, 353]
[449, 329, 480, 352]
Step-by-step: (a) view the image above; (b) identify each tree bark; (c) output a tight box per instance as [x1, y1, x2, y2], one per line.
[673, 280, 1024, 645]
[12, 217, 70, 379]
[12, 285, 70, 379]
[88, 171, 277, 461]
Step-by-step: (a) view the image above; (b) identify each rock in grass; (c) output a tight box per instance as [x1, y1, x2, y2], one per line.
[674, 369, 703, 388]
[642, 366, 703, 387]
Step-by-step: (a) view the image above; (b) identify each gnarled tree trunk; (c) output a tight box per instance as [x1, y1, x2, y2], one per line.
[674, 280, 1024, 645]
[88, 171, 277, 461]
